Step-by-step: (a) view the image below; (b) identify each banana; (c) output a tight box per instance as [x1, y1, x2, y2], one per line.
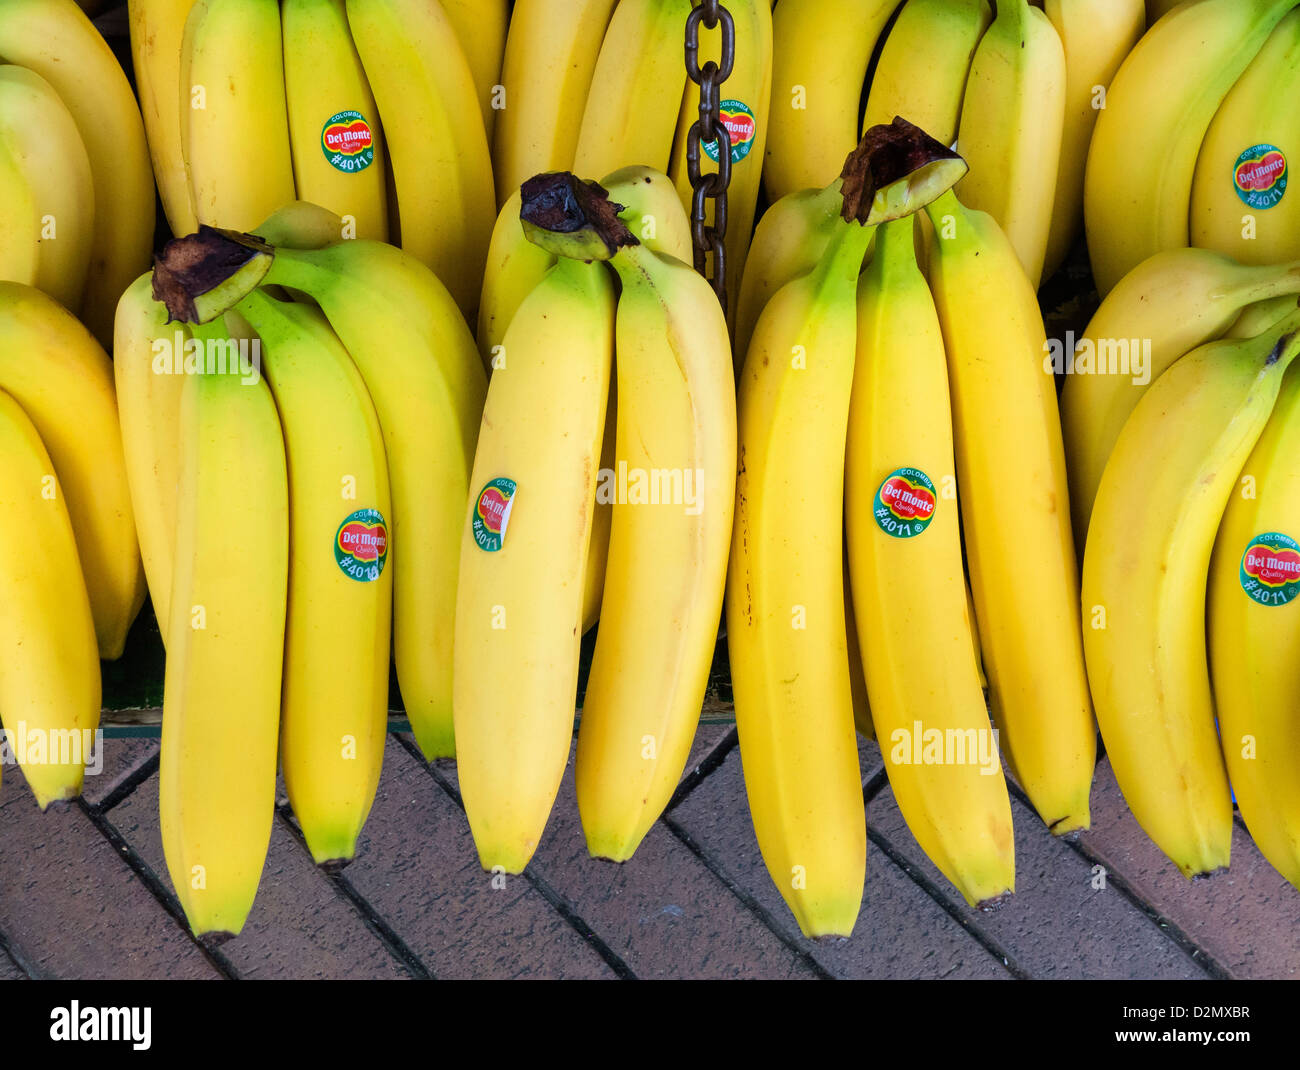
[0, 128, 37, 288]
[1082, 311, 1300, 877]
[259, 239, 486, 761]
[129, 0, 198, 237]
[1041, 0, 1145, 282]
[181, 0, 296, 232]
[764, 0, 900, 204]
[668, 0, 773, 320]
[0, 0, 156, 346]
[235, 291, 392, 868]
[159, 316, 288, 940]
[727, 215, 872, 938]
[0, 66, 95, 313]
[1191, 7, 1300, 266]
[0, 282, 144, 660]
[282, 0, 389, 242]
[493, 0, 619, 204]
[1144, 0, 1183, 23]
[1083, 0, 1299, 295]
[114, 274, 188, 645]
[455, 256, 614, 873]
[863, 0, 992, 148]
[733, 180, 844, 368]
[0, 389, 100, 810]
[924, 190, 1095, 834]
[439, 0, 508, 144]
[955, 0, 1066, 287]
[346, 0, 496, 320]
[1227, 294, 1300, 340]
[573, 222, 737, 865]
[844, 558, 874, 740]
[847, 217, 1015, 907]
[1060, 248, 1300, 546]
[1208, 360, 1300, 890]
[572, 0, 693, 180]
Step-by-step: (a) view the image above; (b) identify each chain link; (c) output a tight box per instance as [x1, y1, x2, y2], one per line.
[684, 0, 735, 310]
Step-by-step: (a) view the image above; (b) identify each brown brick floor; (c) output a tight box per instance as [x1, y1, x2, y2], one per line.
[1, 723, 1298, 980]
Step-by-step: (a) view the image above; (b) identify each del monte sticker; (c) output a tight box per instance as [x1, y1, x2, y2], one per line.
[873, 468, 937, 539]
[335, 508, 388, 582]
[1239, 532, 1300, 607]
[321, 110, 376, 173]
[473, 478, 517, 552]
[702, 99, 757, 166]
[1233, 144, 1287, 210]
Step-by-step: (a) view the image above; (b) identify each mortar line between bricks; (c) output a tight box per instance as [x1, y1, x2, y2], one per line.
[862, 765, 890, 805]
[77, 798, 240, 980]
[271, 804, 435, 980]
[0, 923, 38, 979]
[93, 751, 161, 814]
[661, 814, 836, 980]
[865, 825, 1028, 979]
[393, 733, 641, 981]
[664, 728, 738, 814]
[1001, 782, 1230, 981]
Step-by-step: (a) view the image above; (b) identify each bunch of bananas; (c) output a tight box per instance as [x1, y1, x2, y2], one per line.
[119, 203, 484, 939]
[1061, 247, 1300, 887]
[0, 0, 155, 347]
[455, 169, 735, 873]
[729, 118, 1096, 938]
[0, 282, 142, 809]
[1087, 0, 1300, 294]
[496, 0, 772, 319]
[765, 0, 1145, 289]
[132, 0, 500, 318]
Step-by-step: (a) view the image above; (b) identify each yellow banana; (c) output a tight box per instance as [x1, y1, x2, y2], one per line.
[129, 0, 198, 237]
[0, 0, 156, 346]
[181, 0, 296, 231]
[924, 190, 1095, 833]
[1060, 248, 1300, 547]
[1227, 293, 1300, 340]
[1082, 311, 1300, 877]
[764, 0, 900, 203]
[573, 0, 693, 180]
[955, 0, 1066, 287]
[0, 282, 144, 660]
[252, 201, 348, 250]
[0, 125, 37, 288]
[283, 0, 389, 242]
[573, 222, 737, 865]
[1041, 0, 1145, 282]
[1083, 0, 1299, 295]
[668, 0, 773, 320]
[727, 216, 872, 939]
[455, 256, 614, 873]
[346, 0, 496, 320]
[863, 0, 992, 147]
[0, 65, 94, 313]
[1191, 7, 1300, 266]
[493, 0, 619, 204]
[1208, 360, 1300, 890]
[847, 216, 1015, 907]
[438, 0, 507, 144]
[0, 389, 100, 810]
[159, 317, 288, 940]
[236, 290, 392, 868]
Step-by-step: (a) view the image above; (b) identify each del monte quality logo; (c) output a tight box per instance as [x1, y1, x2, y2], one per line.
[702, 99, 757, 165]
[1239, 532, 1300, 607]
[335, 508, 388, 582]
[473, 478, 517, 552]
[873, 468, 937, 539]
[1233, 144, 1287, 210]
[321, 110, 375, 173]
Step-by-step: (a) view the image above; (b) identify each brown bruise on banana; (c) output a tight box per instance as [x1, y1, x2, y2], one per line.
[152, 225, 275, 324]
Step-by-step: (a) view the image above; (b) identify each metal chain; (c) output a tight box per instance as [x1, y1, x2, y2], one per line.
[684, 0, 735, 309]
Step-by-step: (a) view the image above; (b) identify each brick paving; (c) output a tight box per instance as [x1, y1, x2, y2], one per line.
[2, 719, 1299, 980]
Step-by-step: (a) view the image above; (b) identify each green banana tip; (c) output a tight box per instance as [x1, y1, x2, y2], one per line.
[840, 117, 968, 226]
[518, 172, 638, 261]
[152, 225, 276, 325]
